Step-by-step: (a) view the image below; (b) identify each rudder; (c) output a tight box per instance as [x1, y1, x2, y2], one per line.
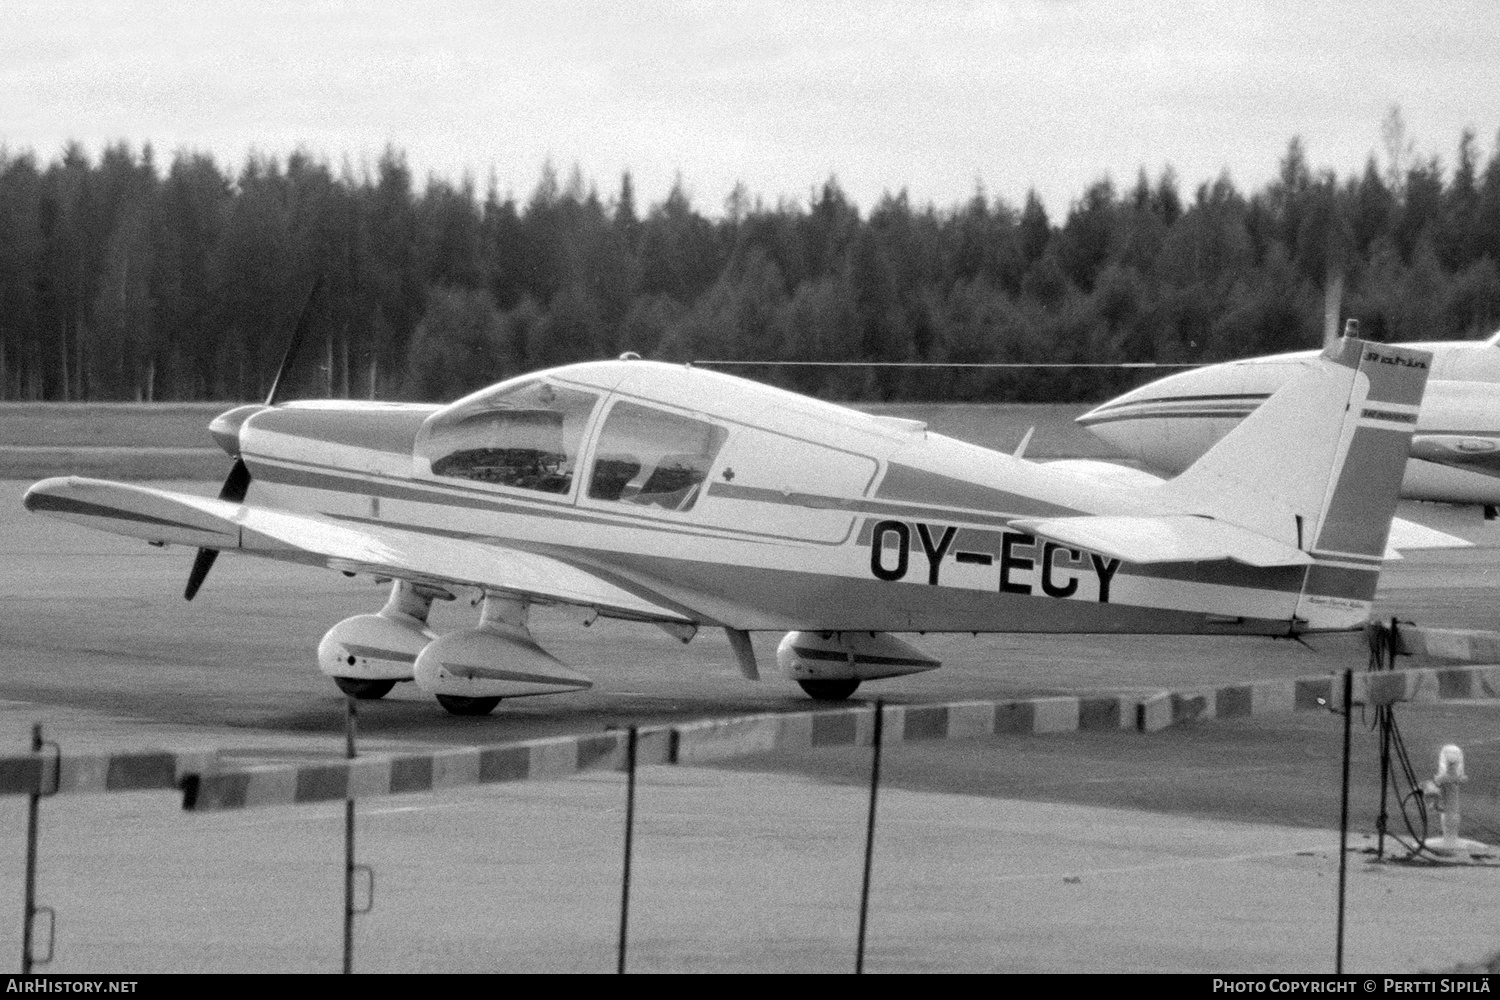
[1295, 338, 1430, 626]
[1157, 336, 1431, 630]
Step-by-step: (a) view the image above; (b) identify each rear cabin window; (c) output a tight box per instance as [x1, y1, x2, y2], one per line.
[587, 402, 727, 512]
[423, 380, 600, 495]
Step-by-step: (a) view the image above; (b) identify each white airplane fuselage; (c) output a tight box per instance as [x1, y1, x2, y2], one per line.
[23, 342, 1434, 711]
[223, 357, 1376, 639]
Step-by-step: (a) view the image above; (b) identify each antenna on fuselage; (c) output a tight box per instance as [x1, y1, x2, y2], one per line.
[1323, 267, 1345, 349]
[1013, 426, 1035, 460]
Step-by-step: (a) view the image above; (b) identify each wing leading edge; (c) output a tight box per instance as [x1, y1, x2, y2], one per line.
[22, 476, 697, 626]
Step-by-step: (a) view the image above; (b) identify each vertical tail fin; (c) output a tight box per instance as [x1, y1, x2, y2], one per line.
[1295, 339, 1430, 623]
[1158, 337, 1431, 628]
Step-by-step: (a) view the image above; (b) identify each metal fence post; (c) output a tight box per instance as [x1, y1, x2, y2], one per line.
[1375, 619, 1396, 860]
[342, 697, 373, 974]
[856, 699, 884, 974]
[617, 726, 638, 974]
[21, 723, 57, 973]
[1335, 668, 1353, 974]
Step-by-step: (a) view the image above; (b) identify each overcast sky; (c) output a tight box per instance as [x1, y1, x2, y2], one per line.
[5, 0, 1500, 217]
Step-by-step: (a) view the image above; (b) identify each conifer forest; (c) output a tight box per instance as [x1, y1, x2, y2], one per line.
[2, 123, 1499, 405]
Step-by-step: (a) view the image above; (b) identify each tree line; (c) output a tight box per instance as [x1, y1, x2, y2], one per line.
[2, 120, 1499, 405]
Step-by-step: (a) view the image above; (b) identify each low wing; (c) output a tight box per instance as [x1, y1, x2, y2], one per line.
[23, 477, 697, 625]
[1008, 514, 1313, 567]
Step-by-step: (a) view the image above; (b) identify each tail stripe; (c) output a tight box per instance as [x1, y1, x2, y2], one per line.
[1308, 549, 1384, 567]
[1360, 407, 1418, 425]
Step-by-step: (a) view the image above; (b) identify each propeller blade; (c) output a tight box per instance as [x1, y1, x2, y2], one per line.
[264, 276, 325, 407]
[184, 547, 219, 601]
[219, 456, 252, 503]
[188, 274, 318, 600]
[184, 457, 253, 601]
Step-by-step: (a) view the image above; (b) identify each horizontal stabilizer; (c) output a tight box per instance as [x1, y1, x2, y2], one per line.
[1008, 514, 1313, 568]
[1384, 516, 1472, 560]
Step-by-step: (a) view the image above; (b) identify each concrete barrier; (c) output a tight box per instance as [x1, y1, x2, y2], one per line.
[181, 732, 674, 811]
[1394, 626, 1500, 666]
[183, 692, 1147, 812]
[1135, 664, 1500, 731]
[669, 693, 1139, 766]
[0, 748, 216, 797]
[3, 654, 1498, 811]
[176, 663, 1500, 813]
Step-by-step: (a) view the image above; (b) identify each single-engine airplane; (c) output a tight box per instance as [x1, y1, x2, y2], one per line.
[1081, 323, 1500, 509]
[24, 306, 1438, 715]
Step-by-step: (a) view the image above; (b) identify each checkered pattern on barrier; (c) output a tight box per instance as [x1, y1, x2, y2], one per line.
[182, 695, 1142, 812]
[1137, 664, 1500, 732]
[0, 625, 1494, 811]
[0, 749, 215, 798]
[173, 664, 1500, 811]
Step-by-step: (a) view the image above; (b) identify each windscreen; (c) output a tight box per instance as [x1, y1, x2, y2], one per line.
[422, 379, 600, 494]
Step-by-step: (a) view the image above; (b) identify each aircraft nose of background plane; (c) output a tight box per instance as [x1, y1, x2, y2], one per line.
[1075, 359, 1230, 430]
[1073, 369, 1210, 462]
[1074, 400, 1110, 427]
[1074, 388, 1150, 430]
[208, 404, 269, 457]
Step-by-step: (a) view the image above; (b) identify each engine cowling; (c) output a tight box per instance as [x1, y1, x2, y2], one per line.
[776, 631, 941, 682]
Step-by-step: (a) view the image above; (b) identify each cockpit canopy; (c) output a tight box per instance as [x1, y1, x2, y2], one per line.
[415, 373, 728, 512]
[585, 400, 726, 510]
[416, 378, 601, 495]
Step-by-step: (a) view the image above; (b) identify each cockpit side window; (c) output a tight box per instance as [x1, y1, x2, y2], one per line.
[587, 401, 726, 512]
[423, 380, 600, 494]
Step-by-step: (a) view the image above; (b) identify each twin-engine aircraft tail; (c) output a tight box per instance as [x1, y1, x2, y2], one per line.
[1158, 336, 1431, 627]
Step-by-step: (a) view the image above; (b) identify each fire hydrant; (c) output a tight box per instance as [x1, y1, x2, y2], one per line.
[1422, 744, 1467, 852]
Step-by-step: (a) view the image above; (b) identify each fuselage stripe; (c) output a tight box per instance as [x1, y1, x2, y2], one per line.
[252, 452, 1070, 540]
[1084, 392, 1271, 413]
[1078, 408, 1258, 427]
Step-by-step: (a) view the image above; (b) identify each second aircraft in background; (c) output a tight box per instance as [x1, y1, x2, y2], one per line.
[1080, 324, 1500, 511]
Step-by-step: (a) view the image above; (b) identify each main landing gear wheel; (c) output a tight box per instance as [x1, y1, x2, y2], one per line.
[436, 694, 503, 716]
[798, 679, 861, 701]
[333, 677, 397, 700]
